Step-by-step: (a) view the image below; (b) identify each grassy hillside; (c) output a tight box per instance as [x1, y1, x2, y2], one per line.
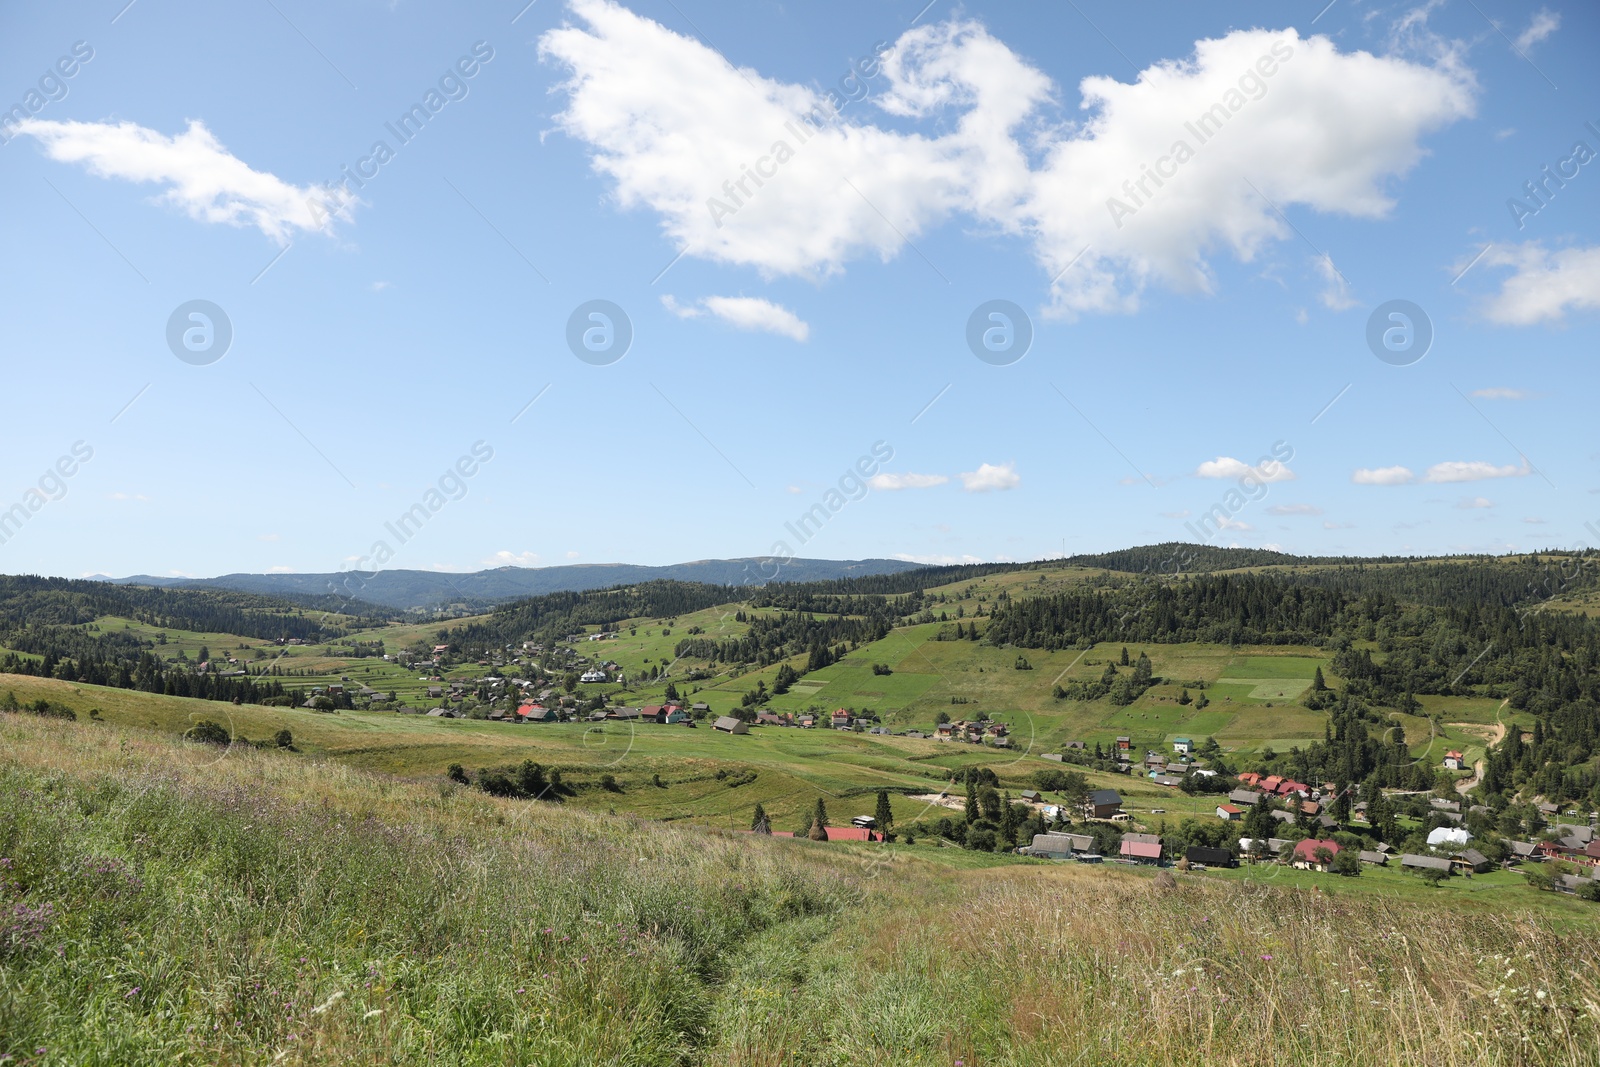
[1, 710, 1596, 1066]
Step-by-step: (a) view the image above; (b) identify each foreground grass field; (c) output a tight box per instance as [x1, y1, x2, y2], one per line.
[1, 711, 1597, 1066]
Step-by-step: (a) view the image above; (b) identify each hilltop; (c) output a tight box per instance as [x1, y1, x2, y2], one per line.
[97, 556, 927, 611]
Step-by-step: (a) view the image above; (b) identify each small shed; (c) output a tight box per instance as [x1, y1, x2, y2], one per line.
[713, 716, 748, 735]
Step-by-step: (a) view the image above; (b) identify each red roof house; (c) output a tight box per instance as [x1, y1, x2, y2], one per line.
[1291, 839, 1342, 871]
[1238, 772, 1263, 787]
[1119, 835, 1164, 864]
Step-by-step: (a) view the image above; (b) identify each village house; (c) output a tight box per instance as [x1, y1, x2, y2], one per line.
[1185, 845, 1234, 868]
[1401, 854, 1453, 876]
[1082, 789, 1124, 820]
[1442, 750, 1466, 771]
[1427, 826, 1473, 848]
[516, 704, 556, 722]
[1358, 850, 1389, 866]
[713, 716, 749, 735]
[1019, 789, 1042, 804]
[1291, 839, 1342, 872]
[1115, 735, 1131, 753]
[1454, 849, 1493, 874]
[831, 710, 852, 730]
[1120, 833, 1164, 865]
[1227, 788, 1263, 807]
[1215, 803, 1244, 821]
[1173, 737, 1193, 755]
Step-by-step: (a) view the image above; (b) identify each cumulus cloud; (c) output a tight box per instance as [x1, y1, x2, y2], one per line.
[1355, 460, 1530, 485]
[1422, 459, 1529, 483]
[1267, 503, 1322, 516]
[1313, 252, 1356, 310]
[1195, 456, 1295, 482]
[1352, 465, 1415, 485]
[487, 550, 541, 567]
[540, 2, 1474, 314]
[1474, 243, 1600, 325]
[1456, 496, 1494, 509]
[868, 472, 949, 490]
[661, 294, 809, 340]
[958, 462, 1020, 491]
[1514, 9, 1560, 52]
[14, 118, 334, 242]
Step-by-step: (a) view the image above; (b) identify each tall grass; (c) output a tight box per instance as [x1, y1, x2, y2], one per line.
[0, 714, 853, 1065]
[2, 712, 1596, 1066]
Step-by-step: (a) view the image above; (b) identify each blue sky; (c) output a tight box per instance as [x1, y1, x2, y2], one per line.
[1, 0, 1597, 579]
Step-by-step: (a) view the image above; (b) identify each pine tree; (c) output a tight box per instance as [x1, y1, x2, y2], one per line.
[874, 789, 893, 830]
[751, 802, 770, 833]
[964, 773, 979, 822]
[1120, 647, 1130, 666]
[1313, 667, 1327, 692]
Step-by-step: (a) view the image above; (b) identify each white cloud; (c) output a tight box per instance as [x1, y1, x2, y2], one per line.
[1195, 456, 1295, 482]
[892, 552, 987, 565]
[1422, 459, 1529, 483]
[1267, 503, 1322, 516]
[1475, 243, 1600, 325]
[541, 4, 1474, 314]
[1456, 496, 1494, 509]
[958, 462, 1020, 491]
[1313, 253, 1355, 310]
[1353, 465, 1415, 485]
[869, 472, 950, 490]
[1523, 516, 1546, 524]
[662, 293, 809, 340]
[258, 533, 281, 542]
[267, 565, 294, 573]
[1218, 517, 1252, 531]
[1323, 519, 1354, 529]
[487, 550, 541, 567]
[1469, 387, 1529, 400]
[1514, 9, 1560, 52]
[369, 281, 392, 292]
[565, 550, 581, 558]
[14, 119, 335, 242]
[1161, 509, 1192, 519]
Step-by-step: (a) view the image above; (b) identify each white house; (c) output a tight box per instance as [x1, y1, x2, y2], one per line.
[1426, 826, 1473, 848]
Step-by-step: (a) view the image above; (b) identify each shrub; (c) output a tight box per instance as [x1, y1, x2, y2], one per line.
[185, 720, 231, 746]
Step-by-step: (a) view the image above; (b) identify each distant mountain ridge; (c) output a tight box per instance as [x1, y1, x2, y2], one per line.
[106, 558, 927, 610]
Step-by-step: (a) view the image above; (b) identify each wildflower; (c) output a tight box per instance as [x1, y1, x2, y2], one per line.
[1261, 954, 1273, 962]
